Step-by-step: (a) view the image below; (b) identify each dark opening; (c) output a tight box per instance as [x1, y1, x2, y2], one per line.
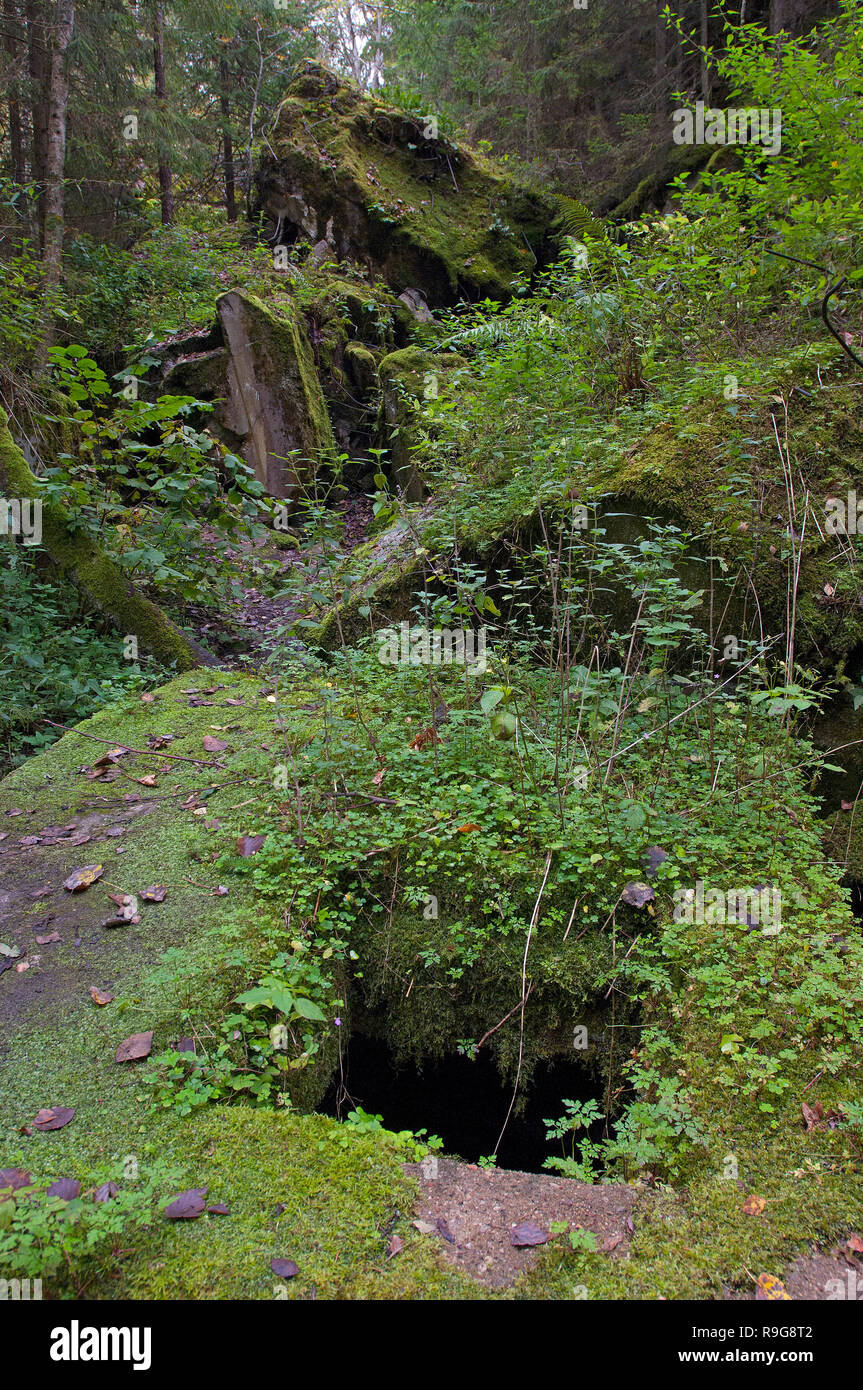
[321, 1032, 604, 1174]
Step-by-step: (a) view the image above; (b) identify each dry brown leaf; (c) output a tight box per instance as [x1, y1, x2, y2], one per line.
[141, 885, 168, 903]
[32, 1106, 75, 1131]
[63, 864, 104, 893]
[115, 1031, 153, 1063]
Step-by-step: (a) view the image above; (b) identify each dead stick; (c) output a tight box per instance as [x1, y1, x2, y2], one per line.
[41, 719, 217, 767]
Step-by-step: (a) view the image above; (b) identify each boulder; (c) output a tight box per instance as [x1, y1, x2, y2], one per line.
[251, 62, 558, 307]
[215, 289, 335, 500]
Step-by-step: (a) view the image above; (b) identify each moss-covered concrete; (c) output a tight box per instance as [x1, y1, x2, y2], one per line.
[251, 62, 558, 307]
[216, 289, 335, 499]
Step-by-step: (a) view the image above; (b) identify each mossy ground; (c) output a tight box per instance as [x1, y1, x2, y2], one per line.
[0, 671, 487, 1299]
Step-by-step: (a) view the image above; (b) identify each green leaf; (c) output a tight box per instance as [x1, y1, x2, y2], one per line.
[293, 997, 326, 1022]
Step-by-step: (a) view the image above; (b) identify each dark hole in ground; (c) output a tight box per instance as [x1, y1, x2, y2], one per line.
[850, 880, 863, 918]
[322, 1033, 604, 1174]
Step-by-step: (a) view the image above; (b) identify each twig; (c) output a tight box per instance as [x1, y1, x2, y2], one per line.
[474, 984, 535, 1053]
[41, 719, 217, 767]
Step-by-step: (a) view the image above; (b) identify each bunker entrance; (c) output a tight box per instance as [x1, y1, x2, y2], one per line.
[322, 1032, 606, 1174]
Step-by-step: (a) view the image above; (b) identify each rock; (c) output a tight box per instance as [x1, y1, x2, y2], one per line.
[251, 62, 557, 307]
[398, 288, 434, 323]
[216, 290, 334, 500]
[377, 347, 433, 503]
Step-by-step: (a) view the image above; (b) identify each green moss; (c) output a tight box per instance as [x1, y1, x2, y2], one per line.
[216, 289, 335, 498]
[0, 410, 208, 670]
[252, 63, 558, 307]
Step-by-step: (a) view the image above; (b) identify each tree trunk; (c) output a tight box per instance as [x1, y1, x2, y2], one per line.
[0, 409, 216, 670]
[26, 0, 48, 245]
[219, 53, 236, 223]
[769, 0, 788, 32]
[4, 0, 26, 188]
[152, 0, 174, 226]
[700, 0, 710, 100]
[654, 0, 667, 110]
[41, 0, 74, 282]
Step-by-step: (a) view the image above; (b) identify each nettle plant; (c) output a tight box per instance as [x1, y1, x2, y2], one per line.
[42, 345, 266, 601]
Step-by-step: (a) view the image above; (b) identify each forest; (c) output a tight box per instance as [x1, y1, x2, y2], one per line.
[1, 0, 862, 1330]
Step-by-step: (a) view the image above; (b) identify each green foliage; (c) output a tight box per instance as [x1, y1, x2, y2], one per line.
[42, 344, 265, 603]
[0, 1162, 172, 1292]
[144, 949, 334, 1113]
[0, 557, 163, 770]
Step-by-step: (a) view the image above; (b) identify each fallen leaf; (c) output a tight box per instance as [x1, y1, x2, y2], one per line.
[94, 1181, 119, 1202]
[412, 1219, 436, 1235]
[89, 986, 114, 1006]
[237, 834, 266, 857]
[511, 1221, 549, 1247]
[206, 1202, 230, 1216]
[742, 1195, 766, 1216]
[47, 1178, 81, 1201]
[141, 885, 168, 903]
[164, 1187, 208, 1220]
[270, 1258, 299, 1278]
[846, 1234, 863, 1255]
[755, 1273, 791, 1300]
[137, 774, 158, 788]
[140, 692, 156, 704]
[63, 864, 104, 893]
[621, 881, 655, 909]
[202, 734, 229, 753]
[457, 823, 480, 834]
[371, 769, 385, 788]
[115, 1031, 153, 1063]
[436, 1217, 456, 1244]
[0, 1168, 32, 1191]
[92, 747, 130, 768]
[409, 727, 440, 751]
[603, 1233, 624, 1252]
[386, 1233, 404, 1258]
[35, 931, 61, 945]
[32, 1106, 75, 1131]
